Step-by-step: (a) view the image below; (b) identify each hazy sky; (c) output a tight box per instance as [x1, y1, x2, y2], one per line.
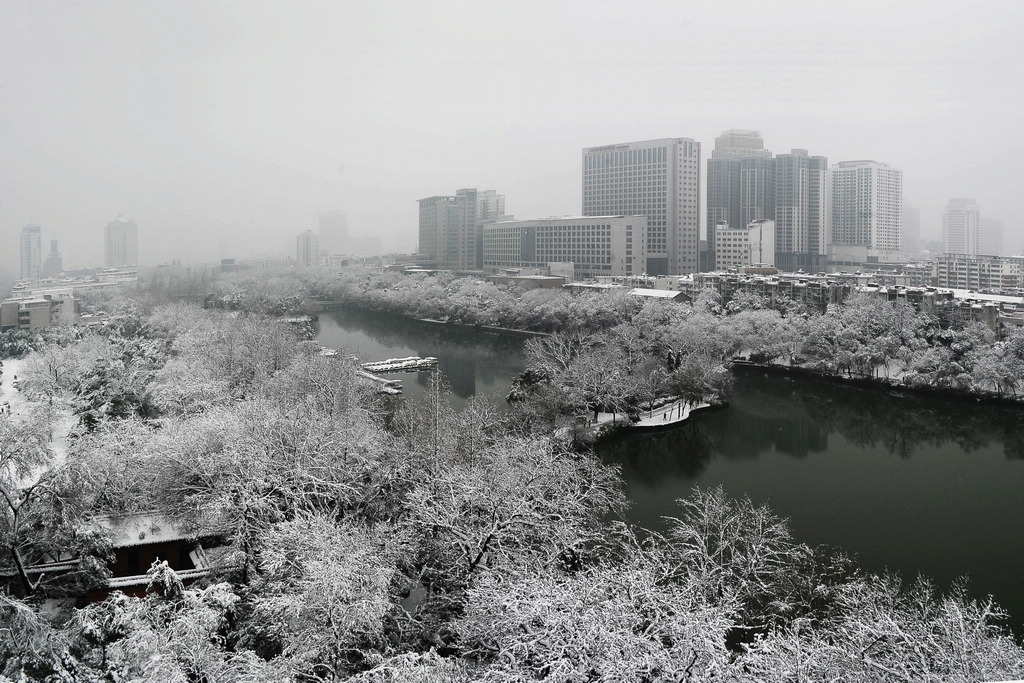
[3, 0, 1023, 270]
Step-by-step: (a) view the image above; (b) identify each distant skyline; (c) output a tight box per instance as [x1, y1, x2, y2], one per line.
[3, 0, 1023, 272]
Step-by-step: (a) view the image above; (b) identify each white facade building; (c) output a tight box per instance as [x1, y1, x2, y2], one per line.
[20, 224, 42, 282]
[417, 188, 506, 270]
[943, 198, 981, 256]
[933, 253, 1024, 291]
[296, 229, 320, 267]
[830, 160, 902, 256]
[714, 220, 776, 270]
[583, 138, 701, 275]
[483, 216, 647, 280]
[773, 149, 828, 272]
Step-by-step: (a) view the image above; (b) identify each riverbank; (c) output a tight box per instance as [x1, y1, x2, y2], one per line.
[729, 359, 1024, 407]
[415, 318, 549, 338]
[561, 398, 717, 446]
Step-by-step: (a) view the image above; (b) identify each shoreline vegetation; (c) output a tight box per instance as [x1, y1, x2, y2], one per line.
[1, 265, 1024, 681]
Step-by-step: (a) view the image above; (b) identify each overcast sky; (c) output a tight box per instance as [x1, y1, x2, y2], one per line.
[3, 0, 1023, 270]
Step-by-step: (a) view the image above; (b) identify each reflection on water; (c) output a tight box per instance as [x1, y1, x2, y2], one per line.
[314, 309, 1024, 633]
[599, 368, 1024, 633]
[314, 306, 526, 410]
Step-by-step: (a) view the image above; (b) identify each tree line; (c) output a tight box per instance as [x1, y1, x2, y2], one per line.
[0, 271, 1023, 680]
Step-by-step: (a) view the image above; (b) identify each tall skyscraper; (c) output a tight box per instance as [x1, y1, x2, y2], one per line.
[830, 160, 903, 260]
[583, 138, 701, 275]
[943, 198, 981, 255]
[20, 224, 42, 282]
[418, 195, 457, 264]
[706, 130, 773, 270]
[774, 149, 828, 272]
[105, 215, 138, 267]
[417, 189, 506, 270]
[42, 236, 63, 276]
[296, 229, 320, 267]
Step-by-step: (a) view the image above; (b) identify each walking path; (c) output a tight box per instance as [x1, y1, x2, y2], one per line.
[575, 397, 712, 439]
[1, 357, 77, 479]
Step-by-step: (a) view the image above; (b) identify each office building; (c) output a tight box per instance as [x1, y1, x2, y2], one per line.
[0, 289, 78, 332]
[483, 216, 647, 280]
[829, 160, 903, 268]
[296, 229, 320, 267]
[706, 130, 773, 269]
[583, 138, 701, 275]
[418, 195, 457, 265]
[943, 198, 981, 256]
[105, 216, 138, 268]
[714, 219, 776, 270]
[774, 150, 828, 272]
[20, 224, 42, 282]
[417, 189, 506, 270]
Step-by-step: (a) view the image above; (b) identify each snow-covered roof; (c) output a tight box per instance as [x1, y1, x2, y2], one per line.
[628, 288, 685, 299]
[93, 513, 201, 548]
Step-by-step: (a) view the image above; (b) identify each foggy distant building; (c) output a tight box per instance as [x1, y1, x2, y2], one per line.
[583, 138, 701, 275]
[943, 198, 981, 256]
[715, 219, 776, 270]
[418, 195, 456, 265]
[417, 189, 506, 270]
[105, 215, 138, 268]
[42, 236, 63, 276]
[296, 229, 320, 267]
[774, 149, 828, 272]
[980, 218, 1005, 256]
[319, 211, 348, 255]
[20, 224, 42, 282]
[902, 206, 921, 255]
[483, 215, 646, 280]
[828, 160, 903, 267]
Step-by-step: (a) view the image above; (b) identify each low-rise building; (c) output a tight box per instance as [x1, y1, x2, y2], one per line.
[933, 253, 1024, 292]
[483, 216, 647, 280]
[714, 219, 776, 270]
[0, 290, 78, 332]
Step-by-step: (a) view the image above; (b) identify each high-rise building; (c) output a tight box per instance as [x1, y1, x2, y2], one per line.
[417, 189, 506, 270]
[105, 215, 138, 267]
[42, 236, 63, 277]
[829, 160, 903, 266]
[20, 224, 42, 282]
[706, 131, 773, 270]
[296, 229, 320, 267]
[583, 138, 701, 275]
[418, 195, 457, 264]
[943, 198, 981, 256]
[774, 150, 828, 272]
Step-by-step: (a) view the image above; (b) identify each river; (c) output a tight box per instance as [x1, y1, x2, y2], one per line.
[317, 306, 1024, 633]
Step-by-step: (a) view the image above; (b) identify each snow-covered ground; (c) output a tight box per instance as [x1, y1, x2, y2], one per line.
[1, 356, 76, 476]
[589, 398, 710, 431]
[0, 357, 29, 414]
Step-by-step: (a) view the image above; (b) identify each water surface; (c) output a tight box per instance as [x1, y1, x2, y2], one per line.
[317, 307, 1024, 632]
